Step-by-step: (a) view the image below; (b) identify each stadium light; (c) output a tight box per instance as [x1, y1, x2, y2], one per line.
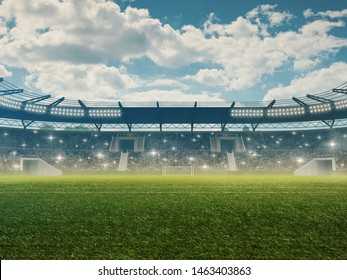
[297, 158, 304, 164]
[309, 103, 332, 114]
[329, 141, 336, 148]
[96, 152, 104, 159]
[231, 108, 264, 117]
[0, 97, 21, 109]
[335, 99, 347, 109]
[88, 109, 121, 118]
[24, 104, 46, 114]
[267, 107, 305, 117]
[51, 107, 85, 117]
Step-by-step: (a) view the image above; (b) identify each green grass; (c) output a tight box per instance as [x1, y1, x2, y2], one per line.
[0, 175, 347, 260]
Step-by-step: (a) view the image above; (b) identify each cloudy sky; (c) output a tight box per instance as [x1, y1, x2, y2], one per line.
[0, 0, 346, 103]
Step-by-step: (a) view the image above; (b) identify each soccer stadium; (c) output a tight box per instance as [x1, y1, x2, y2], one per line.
[0, 77, 347, 260]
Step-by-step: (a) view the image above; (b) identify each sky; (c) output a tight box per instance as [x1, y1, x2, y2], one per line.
[0, 0, 347, 103]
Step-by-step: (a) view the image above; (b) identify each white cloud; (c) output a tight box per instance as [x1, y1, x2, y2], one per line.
[303, 9, 314, 18]
[247, 4, 293, 26]
[264, 62, 347, 101]
[182, 11, 347, 91]
[123, 89, 223, 102]
[265, 20, 347, 61]
[0, 0, 199, 69]
[24, 63, 137, 100]
[0, 18, 6, 35]
[304, 8, 347, 19]
[203, 14, 258, 38]
[184, 69, 230, 88]
[0, 1, 346, 101]
[0, 64, 12, 77]
[141, 78, 190, 90]
[293, 58, 321, 72]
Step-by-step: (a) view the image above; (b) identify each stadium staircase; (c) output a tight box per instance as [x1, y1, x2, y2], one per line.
[227, 152, 237, 171]
[118, 152, 128, 172]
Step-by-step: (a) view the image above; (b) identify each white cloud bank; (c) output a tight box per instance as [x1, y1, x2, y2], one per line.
[264, 62, 347, 101]
[0, 0, 346, 101]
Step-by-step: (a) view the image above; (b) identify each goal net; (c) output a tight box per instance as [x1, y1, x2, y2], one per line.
[162, 165, 194, 176]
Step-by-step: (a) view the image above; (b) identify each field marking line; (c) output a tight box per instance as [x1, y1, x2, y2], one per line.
[0, 191, 343, 194]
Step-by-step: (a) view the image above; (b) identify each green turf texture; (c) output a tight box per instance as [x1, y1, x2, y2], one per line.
[0, 175, 346, 260]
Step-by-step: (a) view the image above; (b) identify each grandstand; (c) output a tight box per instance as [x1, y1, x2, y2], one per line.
[1, 78, 347, 174]
[1, 126, 346, 174]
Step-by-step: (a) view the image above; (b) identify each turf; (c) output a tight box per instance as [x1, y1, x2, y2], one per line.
[0, 175, 346, 260]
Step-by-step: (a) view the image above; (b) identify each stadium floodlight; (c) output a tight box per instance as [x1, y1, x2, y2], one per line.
[51, 107, 84, 117]
[297, 158, 304, 164]
[309, 103, 332, 114]
[24, 104, 46, 114]
[0, 97, 21, 109]
[267, 107, 305, 117]
[96, 152, 104, 159]
[231, 108, 264, 117]
[335, 99, 347, 109]
[329, 141, 336, 148]
[88, 108, 121, 118]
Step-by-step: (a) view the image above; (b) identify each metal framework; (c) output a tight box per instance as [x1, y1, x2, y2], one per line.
[1, 78, 347, 131]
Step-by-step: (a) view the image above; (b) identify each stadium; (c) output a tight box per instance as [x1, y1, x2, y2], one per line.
[0, 77, 347, 260]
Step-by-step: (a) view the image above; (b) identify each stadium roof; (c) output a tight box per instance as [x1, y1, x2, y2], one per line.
[1, 78, 347, 131]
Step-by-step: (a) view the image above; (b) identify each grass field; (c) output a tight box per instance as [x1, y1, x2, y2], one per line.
[0, 174, 346, 260]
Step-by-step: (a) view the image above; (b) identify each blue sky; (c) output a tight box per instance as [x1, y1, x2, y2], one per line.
[0, 0, 347, 103]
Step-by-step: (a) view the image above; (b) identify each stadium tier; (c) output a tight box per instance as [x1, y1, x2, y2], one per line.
[1, 127, 346, 173]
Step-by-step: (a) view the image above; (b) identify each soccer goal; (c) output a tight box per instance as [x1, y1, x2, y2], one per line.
[162, 165, 194, 176]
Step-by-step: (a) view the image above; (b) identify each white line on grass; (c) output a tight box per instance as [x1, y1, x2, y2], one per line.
[0, 191, 343, 194]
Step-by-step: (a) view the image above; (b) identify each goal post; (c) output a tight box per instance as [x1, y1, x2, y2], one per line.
[162, 165, 194, 176]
